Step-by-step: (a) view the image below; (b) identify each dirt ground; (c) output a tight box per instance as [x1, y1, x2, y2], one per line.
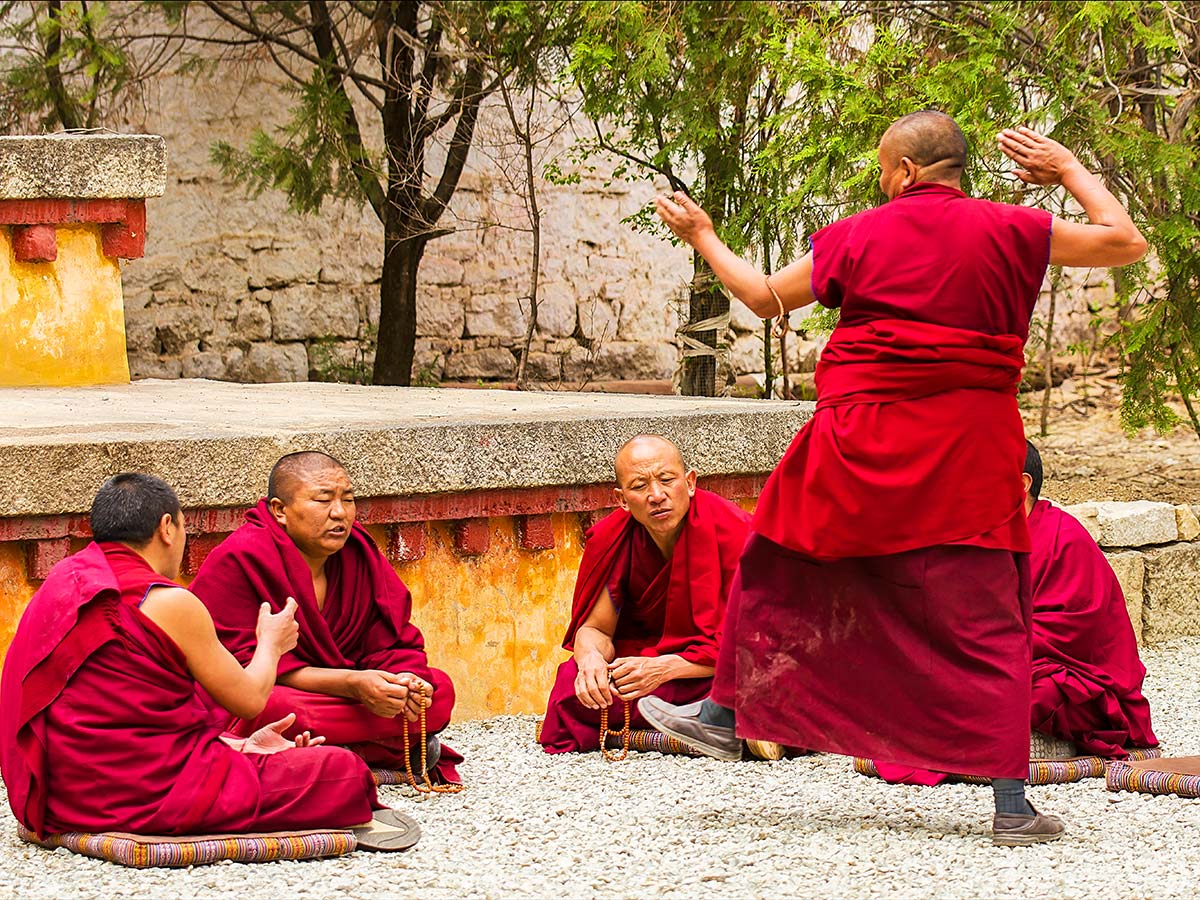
[1020, 368, 1200, 505]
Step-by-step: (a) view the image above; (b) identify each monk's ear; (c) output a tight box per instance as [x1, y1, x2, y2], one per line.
[900, 156, 919, 188]
[685, 469, 698, 496]
[1021, 472, 1033, 496]
[268, 497, 288, 526]
[157, 513, 177, 546]
[613, 486, 629, 512]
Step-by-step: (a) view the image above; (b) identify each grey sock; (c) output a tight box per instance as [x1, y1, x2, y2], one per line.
[992, 777, 1034, 816]
[698, 698, 736, 729]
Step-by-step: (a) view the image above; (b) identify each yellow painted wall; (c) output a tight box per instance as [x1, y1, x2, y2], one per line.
[0, 544, 36, 669]
[0, 225, 130, 386]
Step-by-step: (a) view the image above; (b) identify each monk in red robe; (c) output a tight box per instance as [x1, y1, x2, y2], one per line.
[872, 441, 1159, 785]
[539, 435, 751, 753]
[640, 113, 1147, 846]
[0, 473, 402, 843]
[190, 451, 461, 783]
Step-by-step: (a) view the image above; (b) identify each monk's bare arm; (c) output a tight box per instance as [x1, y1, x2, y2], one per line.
[998, 127, 1147, 268]
[140, 589, 298, 720]
[573, 589, 619, 709]
[655, 192, 815, 316]
[279, 666, 423, 720]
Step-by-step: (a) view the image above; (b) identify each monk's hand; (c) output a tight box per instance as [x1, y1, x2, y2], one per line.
[242, 713, 314, 754]
[257, 596, 300, 658]
[608, 656, 669, 701]
[349, 669, 411, 718]
[574, 652, 614, 710]
[395, 673, 433, 722]
[997, 127, 1083, 187]
[655, 191, 714, 247]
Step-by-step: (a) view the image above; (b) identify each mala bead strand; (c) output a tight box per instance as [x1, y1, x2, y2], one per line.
[599, 699, 631, 762]
[400, 696, 465, 794]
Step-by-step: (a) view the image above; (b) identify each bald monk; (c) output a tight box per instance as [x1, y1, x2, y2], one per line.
[191, 451, 461, 783]
[0, 473, 397, 841]
[538, 435, 751, 753]
[640, 113, 1146, 845]
[871, 441, 1159, 785]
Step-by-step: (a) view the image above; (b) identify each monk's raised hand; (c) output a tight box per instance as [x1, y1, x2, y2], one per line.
[257, 596, 300, 657]
[608, 657, 668, 701]
[997, 127, 1082, 187]
[574, 652, 613, 709]
[655, 191, 714, 247]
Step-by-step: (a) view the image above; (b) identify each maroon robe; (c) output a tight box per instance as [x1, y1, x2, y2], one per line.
[190, 501, 461, 782]
[0, 542, 378, 838]
[714, 183, 1052, 779]
[539, 489, 751, 753]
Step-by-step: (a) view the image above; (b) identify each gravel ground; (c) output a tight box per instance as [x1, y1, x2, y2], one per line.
[2, 640, 1200, 899]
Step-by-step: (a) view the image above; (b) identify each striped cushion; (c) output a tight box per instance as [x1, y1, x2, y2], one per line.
[17, 823, 356, 868]
[605, 729, 706, 756]
[854, 746, 1161, 786]
[371, 768, 409, 785]
[1107, 755, 1200, 798]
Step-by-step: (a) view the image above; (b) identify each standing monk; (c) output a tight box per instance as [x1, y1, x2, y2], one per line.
[190, 452, 461, 784]
[639, 113, 1146, 846]
[538, 435, 751, 754]
[0, 474, 391, 840]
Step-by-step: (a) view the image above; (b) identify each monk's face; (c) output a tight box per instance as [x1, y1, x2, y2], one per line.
[614, 441, 697, 545]
[270, 465, 357, 561]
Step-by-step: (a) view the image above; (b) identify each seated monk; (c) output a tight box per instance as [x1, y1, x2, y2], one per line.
[190, 451, 461, 783]
[872, 441, 1157, 784]
[0, 473, 385, 838]
[538, 435, 751, 754]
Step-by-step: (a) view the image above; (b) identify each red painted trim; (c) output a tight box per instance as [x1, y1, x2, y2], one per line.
[453, 518, 489, 556]
[101, 200, 146, 259]
[25, 538, 70, 581]
[0, 199, 146, 260]
[11, 224, 57, 262]
[387, 523, 426, 564]
[518, 514, 556, 551]
[182, 532, 225, 577]
[0, 199, 131, 225]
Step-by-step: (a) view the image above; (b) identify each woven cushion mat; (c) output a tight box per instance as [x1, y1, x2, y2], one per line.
[605, 729, 706, 756]
[17, 823, 356, 868]
[371, 768, 409, 786]
[854, 746, 1161, 786]
[1107, 754, 1200, 797]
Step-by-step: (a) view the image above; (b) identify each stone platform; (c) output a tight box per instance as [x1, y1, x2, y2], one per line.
[0, 380, 813, 719]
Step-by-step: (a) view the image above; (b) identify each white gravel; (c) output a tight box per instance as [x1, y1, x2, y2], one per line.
[3, 639, 1200, 899]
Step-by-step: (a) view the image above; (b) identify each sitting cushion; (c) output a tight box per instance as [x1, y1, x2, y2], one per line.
[1107, 754, 1200, 798]
[17, 823, 356, 868]
[371, 768, 410, 785]
[605, 729, 705, 756]
[854, 746, 1161, 786]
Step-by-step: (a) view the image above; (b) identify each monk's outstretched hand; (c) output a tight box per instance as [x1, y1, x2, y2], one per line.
[256, 596, 299, 658]
[608, 656, 669, 701]
[574, 652, 614, 709]
[997, 127, 1083, 187]
[241, 713, 327, 754]
[655, 191, 715, 247]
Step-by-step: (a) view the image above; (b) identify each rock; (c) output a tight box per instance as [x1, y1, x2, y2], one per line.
[465, 293, 528, 338]
[128, 353, 182, 380]
[730, 301, 765, 334]
[1177, 505, 1200, 541]
[308, 340, 372, 383]
[155, 307, 207, 356]
[587, 255, 631, 301]
[234, 300, 272, 342]
[1141, 542, 1200, 643]
[417, 285, 466, 339]
[247, 245, 321, 290]
[729, 331, 766, 376]
[181, 253, 249, 298]
[180, 350, 227, 380]
[616, 281, 679, 342]
[1064, 500, 1178, 548]
[411, 348, 446, 384]
[444, 347, 515, 380]
[534, 283, 577, 339]
[422, 256, 466, 286]
[1105, 550, 1145, 643]
[578, 298, 618, 343]
[123, 309, 158, 353]
[271, 285, 360, 341]
[591, 341, 677, 381]
[223, 342, 308, 383]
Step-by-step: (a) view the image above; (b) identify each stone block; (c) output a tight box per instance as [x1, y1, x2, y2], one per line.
[591, 341, 677, 381]
[272, 286, 360, 341]
[181, 253, 249, 298]
[588, 255, 630, 301]
[1141, 542, 1200, 643]
[223, 342, 308, 383]
[128, 353, 183, 380]
[417, 285, 466, 338]
[578, 298, 618, 342]
[0, 133, 166, 199]
[1177, 505, 1200, 541]
[1105, 550, 1145, 643]
[534, 283, 577, 338]
[730, 300, 766, 334]
[444, 347, 515, 380]
[156, 307, 207, 356]
[729, 331, 766, 377]
[180, 351, 227, 380]
[617, 282, 680, 342]
[123, 309, 159, 353]
[465, 294, 527, 338]
[523, 352, 561, 383]
[247, 246, 321, 290]
[234, 300, 272, 342]
[1062, 500, 1178, 548]
[422, 256, 466, 286]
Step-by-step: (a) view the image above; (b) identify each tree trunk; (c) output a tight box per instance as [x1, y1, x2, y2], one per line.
[681, 255, 724, 396]
[374, 233, 426, 386]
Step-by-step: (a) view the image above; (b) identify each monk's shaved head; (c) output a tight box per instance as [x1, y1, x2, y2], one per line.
[268, 451, 348, 504]
[614, 434, 686, 486]
[879, 110, 968, 182]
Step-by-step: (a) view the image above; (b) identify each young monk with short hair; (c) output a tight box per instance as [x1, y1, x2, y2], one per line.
[539, 435, 751, 753]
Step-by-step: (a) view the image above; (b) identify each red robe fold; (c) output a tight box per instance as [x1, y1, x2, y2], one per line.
[714, 183, 1051, 779]
[0, 542, 377, 838]
[539, 489, 750, 753]
[190, 501, 461, 781]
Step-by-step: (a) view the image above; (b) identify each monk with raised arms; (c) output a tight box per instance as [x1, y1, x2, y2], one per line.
[191, 451, 461, 783]
[539, 435, 751, 754]
[639, 113, 1147, 846]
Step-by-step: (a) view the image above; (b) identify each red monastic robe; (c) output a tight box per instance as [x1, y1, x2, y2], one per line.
[714, 183, 1052, 779]
[0, 542, 378, 838]
[539, 489, 751, 753]
[190, 502, 461, 782]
